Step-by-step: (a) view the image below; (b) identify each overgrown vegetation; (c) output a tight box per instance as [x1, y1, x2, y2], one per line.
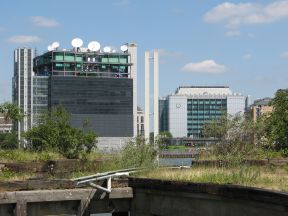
[0, 102, 23, 122]
[24, 106, 97, 159]
[120, 136, 156, 168]
[0, 149, 63, 162]
[139, 165, 288, 192]
[202, 89, 288, 161]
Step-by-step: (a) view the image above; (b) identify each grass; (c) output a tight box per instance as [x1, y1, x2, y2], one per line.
[137, 165, 288, 192]
[0, 149, 64, 162]
[0, 149, 115, 162]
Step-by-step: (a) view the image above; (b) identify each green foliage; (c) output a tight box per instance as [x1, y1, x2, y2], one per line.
[265, 89, 288, 149]
[0, 167, 15, 180]
[0, 149, 62, 162]
[0, 132, 18, 149]
[120, 137, 156, 168]
[0, 102, 23, 122]
[24, 106, 97, 159]
[155, 131, 173, 149]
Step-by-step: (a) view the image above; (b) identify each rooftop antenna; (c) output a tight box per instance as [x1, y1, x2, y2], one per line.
[71, 38, 83, 48]
[103, 46, 111, 53]
[88, 41, 101, 52]
[51, 41, 60, 50]
[120, 44, 128, 52]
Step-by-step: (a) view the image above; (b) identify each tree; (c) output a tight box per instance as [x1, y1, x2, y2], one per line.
[0, 133, 18, 149]
[266, 89, 288, 149]
[120, 137, 156, 168]
[24, 106, 97, 159]
[0, 102, 23, 122]
[203, 114, 261, 156]
[0, 102, 23, 149]
[155, 131, 173, 149]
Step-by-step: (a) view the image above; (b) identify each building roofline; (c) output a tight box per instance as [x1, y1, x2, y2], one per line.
[177, 86, 230, 89]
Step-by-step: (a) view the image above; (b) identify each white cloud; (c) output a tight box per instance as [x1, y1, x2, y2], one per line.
[204, 1, 288, 28]
[182, 60, 227, 74]
[8, 35, 41, 43]
[225, 30, 241, 37]
[31, 16, 59, 27]
[243, 53, 252, 60]
[281, 51, 288, 58]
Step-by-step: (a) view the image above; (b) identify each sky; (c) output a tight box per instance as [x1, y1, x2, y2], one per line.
[1, 0, 288, 108]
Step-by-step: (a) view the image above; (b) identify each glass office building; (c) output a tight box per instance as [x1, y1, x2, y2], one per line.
[33, 44, 137, 140]
[159, 86, 249, 138]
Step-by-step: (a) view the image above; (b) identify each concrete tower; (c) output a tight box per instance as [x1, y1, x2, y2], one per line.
[144, 50, 159, 142]
[128, 43, 138, 137]
[153, 50, 159, 139]
[144, 51, 150, 141]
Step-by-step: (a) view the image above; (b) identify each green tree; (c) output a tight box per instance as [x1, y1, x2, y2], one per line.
[203, 114, 261, 156]
[24, 106, 97, 159]
[0, 102, 23, 122]
[0, 133, 18, 149]
[120, 137, 156, 168]
[266, 89, 288, 149]
[155, 131, 173, 149]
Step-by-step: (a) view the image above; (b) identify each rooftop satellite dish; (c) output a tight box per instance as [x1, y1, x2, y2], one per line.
[120, 44, 128, 52]
[47, 45, 53, 51]
[103, 46, 111, 53]
[71, 38, 83, 48]
[51, 42, 60, 49]
[88, 41, 101, 52]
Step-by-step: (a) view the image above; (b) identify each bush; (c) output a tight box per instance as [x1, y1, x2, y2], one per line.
[0, 133, 18, 149]
[24, 106, 97, 159]
[120, 137, 156, 168]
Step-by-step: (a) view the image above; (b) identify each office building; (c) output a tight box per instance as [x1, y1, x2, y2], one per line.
[159, 86, 249, 138]
[32, 41, 137, 151]
[250, 97, 273, 121]
[12, 48, 33, 144]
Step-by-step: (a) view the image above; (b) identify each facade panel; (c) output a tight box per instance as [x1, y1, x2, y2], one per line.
[50, 76, 133, 137]
[168, 96, 187, 137]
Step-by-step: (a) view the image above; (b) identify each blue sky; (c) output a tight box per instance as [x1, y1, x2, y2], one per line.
[1, 0, 288, 108]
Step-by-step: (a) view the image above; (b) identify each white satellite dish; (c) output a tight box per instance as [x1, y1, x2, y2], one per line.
[51, 42, 60, 49]
[120, 44, 128, 52]
[88, 41, 101, 52]
[47, 45, 53, 51]
[103, 46, 111, 53]
[71, 38, 83, 48]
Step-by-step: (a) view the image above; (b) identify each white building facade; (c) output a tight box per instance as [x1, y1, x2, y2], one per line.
[159, 86, 249, 138]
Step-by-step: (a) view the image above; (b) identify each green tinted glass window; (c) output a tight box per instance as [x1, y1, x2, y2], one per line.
[54, 54, 63, 61]
[109, 57, 119, 63]
[75, 56, 82, 62]
[119, 58, 127, 63]
[64, 54, 74, 61]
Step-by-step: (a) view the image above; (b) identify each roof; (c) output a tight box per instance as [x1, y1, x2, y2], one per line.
[175, 86, 234, 96]
[253, 97, 272, 106]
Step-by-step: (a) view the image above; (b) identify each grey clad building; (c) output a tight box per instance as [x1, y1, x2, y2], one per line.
[12, 48, 33, 145]
[160, 86, 249, 138]
[32, 42, 137, 150]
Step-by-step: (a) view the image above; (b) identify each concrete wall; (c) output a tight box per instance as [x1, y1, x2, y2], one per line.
[129, 178, 288, 216]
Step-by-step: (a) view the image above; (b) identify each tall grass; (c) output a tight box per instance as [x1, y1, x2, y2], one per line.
[138, 165, 288, 192]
